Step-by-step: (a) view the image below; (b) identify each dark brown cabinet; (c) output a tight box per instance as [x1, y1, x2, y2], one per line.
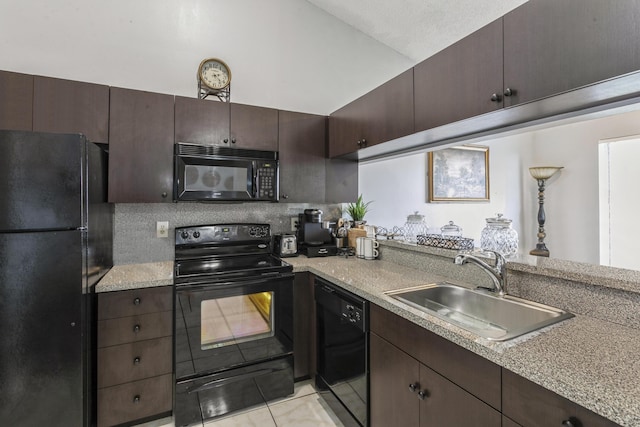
[503, 369, 620, 427]
[329, 69, 413, 158]
[33, 76, 109, 142]
[174, 96, 230, 145]
[230, 103, 278, 151]
[414, 19, 503, 132]
[278, 110, 326, 202]
[97, 286, 173, 427]
[293, 272, 315, 379]
[0, 70, 33, 131]
[108, 87, 174, 203]
[503, 0, 640, 107]
[370, 304, 501, 427]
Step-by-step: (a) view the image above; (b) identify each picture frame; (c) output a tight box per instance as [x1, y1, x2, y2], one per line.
[428, 145, 489, 202]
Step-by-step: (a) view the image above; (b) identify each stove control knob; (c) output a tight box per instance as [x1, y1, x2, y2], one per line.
[181, 231, 189, 239]
[193, 231, 200, 239]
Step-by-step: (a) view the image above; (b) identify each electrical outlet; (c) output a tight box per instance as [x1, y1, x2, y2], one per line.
[157, 221, 169, 238]
[290, 217, 298, 232]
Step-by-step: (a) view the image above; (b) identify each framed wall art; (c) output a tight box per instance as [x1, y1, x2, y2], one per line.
[428, 145, 489, 202]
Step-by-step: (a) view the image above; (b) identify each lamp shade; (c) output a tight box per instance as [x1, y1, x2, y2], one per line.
[529, 166, 563, 180]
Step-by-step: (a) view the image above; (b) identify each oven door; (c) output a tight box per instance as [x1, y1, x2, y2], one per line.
[174, 155, 253, 201]
[175, 274, 294, 381]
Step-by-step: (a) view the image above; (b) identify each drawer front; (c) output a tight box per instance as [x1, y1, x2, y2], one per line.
[98, 337, 172, 388]
[97, 374, 172, 427]
[370, 303, 424, 360]
[98, 286, 172, 320]
[98, 311, 172, 348]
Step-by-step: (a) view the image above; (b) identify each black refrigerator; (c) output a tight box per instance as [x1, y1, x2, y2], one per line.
[0, 130, 113, 427]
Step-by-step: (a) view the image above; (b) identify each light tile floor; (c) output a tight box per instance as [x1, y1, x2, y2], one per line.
[135, 381, 345, 427]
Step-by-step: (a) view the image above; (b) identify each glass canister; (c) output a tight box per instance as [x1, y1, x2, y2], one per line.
[404, 211, 429, 243]
[440, 221, 462, 237]
[480, 213, 519, 257]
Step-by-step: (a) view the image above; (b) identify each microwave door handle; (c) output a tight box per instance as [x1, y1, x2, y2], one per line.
[252, 162, 258, 198]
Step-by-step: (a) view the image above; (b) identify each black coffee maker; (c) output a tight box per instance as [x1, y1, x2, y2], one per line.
[297, 209, 337, 257]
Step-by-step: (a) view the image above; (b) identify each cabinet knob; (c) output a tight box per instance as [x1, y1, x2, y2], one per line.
[133, 395, 140, 404]
[356, 139, 367, 147]
[561, 419, 577, 427]
[282, 194, 289, 199]
[417, 390, 428, 400]
[231, 138, 236, 144]
[133, 297, 141, 306]
[223, 138, 229, 143]
[490, 93, 502, 102]
[133, 324, 141, 333]
[161, 192, 168, 198]
[408, 383, 419, 392]
[133, 357, 141, 365]
[504, 87, 516, 97]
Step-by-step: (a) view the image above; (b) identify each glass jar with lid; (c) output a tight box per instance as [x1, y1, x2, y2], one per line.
[404, 211, 428, 244]
[440, 221, 462, 237]
[480, 213, 519, 257]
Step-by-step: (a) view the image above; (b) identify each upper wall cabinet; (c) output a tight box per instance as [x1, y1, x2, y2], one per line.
[503, 0, 640, 107]
[108, 87, 174, 203]
[174, 96, 230, 146]
[175, 97, 278, 151]
[414, 19, 503, 132]
[278, 111, 326, 203]
[230, 103, 279, 151]
[329, 69, 414, 158]
[33, 76, 109, 143]
[0, 70, 33, 131]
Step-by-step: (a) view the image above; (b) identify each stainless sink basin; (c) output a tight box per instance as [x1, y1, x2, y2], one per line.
[385, 283, 574, 341]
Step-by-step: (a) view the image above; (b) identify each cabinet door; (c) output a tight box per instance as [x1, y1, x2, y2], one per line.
[293, 272, 315, 379]
[419, 364, 501, 427]
[229, 103, 278, 151]
[502, 369, 574, 427]
[33, 76, 109, 142]
[174, 96, 229, 145]
[504, 0, 640, 106]
[370, 332, 420, 427]
[329, 69, 413, 158]
[0, 70, 33, 131]
[278, 110, 326, 203]
[108, 87, 174, 203]
[575, 405, 620, 427]
[414, 19, 503, 132]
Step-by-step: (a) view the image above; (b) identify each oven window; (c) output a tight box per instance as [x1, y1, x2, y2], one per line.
[201, 292, 274, 350]
[185, 164, 248, 191]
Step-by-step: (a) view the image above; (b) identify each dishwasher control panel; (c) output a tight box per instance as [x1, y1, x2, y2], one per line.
[340, 300, 364, 329]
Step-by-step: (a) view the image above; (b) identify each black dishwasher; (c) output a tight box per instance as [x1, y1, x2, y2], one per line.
[315, 277, 368, 427]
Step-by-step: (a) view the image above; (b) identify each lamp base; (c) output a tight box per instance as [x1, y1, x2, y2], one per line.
[529, 243, 550, 257]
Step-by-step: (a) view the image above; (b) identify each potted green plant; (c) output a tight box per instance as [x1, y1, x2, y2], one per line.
[346, 194, 372, 225]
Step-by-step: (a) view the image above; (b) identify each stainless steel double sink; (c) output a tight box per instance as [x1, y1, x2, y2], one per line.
[385, 282, 574, 341]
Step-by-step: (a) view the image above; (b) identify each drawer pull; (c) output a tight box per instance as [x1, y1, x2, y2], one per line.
[417, 390, 428, 400]
[409, 383, 419, 393]
[133, 395, 140, 404]
[133, 357, 141, 365]
[133, 297, 141, 306]
[133, 324, 141, 333]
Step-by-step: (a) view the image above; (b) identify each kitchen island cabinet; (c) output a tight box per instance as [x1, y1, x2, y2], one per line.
[0, 70, 33, 131]
[414, 18, 503, 132]
[108, 87, 174, 203]
[96, 286, 173, 427]
[33, 76, 109, 143]
[329, 69, 413, 158]
[503, 0, 640, 107]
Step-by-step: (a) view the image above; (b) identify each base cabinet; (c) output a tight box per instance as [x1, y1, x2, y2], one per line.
[97, 287, 173, 427]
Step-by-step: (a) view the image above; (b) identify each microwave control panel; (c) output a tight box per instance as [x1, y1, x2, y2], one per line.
[257, 163, 277, 199]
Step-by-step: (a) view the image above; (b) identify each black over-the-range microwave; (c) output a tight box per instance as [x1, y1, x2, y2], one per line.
[174, 142, 279, 202]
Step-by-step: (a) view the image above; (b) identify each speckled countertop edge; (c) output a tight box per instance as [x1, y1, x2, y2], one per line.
[94, 256, 640, 426]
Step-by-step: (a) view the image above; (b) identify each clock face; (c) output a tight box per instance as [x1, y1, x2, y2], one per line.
[199, 58, 231, 90]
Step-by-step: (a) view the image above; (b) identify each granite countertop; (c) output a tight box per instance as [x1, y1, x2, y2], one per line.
[95, 256, 640, 425]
